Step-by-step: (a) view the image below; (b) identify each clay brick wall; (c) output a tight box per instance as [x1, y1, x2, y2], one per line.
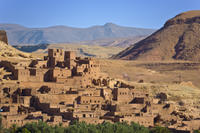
[113, 88, 133, 103]
[64, 76, 92, 87]
[117, 116, 154, 127]
[48, 49, 65, 61]
[2, 114, 27, 128]
[51, 68, 72, 82]
[78, 96, 104, 105]
[65, 51, 76, 60]
[73, 111, 99, 119]
[16, 69, 30, 81]
[74, 104, 92, 112]
[48, 49, 66, 68]
[0, 30, 8, 44]
[64, 59, 76, 69]
[183, 120, 200, 130]
[37, 94, 78, 105]
[48, 57, 56, 67]
[82, 88, 101, 96]
[101, 88, 112, 100]
[20, 96, 31, 107]
[64, 51, 76, 68]
[132, 90, 149, 98]
[35, 61, 47, 68]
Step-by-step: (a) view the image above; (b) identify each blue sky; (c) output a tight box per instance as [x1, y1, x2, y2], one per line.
[0, 0, 199, 29]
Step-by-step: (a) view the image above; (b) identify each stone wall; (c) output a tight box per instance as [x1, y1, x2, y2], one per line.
[0, 30, 8, 44]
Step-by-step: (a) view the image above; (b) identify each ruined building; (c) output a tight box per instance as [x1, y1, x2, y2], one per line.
[0, 48, 199, 132]
[0, 30, 8, 44]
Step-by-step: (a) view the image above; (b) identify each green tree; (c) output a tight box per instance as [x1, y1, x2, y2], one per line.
[10, 124, 17, 133]
[194, 130, 200, 133]
[150, 126, 171, 133]
[22, 128, 31, 133]
[0, 115, 3, 133]
[54, 124, 65, 133]
[98, 122, 114, 133]
[1, 119, 177, 133]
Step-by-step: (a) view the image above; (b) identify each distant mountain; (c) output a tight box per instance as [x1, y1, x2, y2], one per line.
[113, 10, 200, 61]
[13, 36, 146, 58]
[73, 36, 146, 48]
[0, 23, 155, 45]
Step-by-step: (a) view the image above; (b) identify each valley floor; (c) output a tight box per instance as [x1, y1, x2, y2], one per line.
[100, 59, 200, 107]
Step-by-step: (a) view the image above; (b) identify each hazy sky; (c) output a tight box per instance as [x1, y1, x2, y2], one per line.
[0, 0, 199, 29]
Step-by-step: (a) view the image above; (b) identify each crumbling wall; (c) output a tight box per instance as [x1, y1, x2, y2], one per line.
[0, 30, 8, 44]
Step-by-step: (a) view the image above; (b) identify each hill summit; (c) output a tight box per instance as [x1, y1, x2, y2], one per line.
[113, 10, 200, 61]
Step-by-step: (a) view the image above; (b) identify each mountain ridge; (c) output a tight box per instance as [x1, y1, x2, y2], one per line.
[112, 10, 200, 61]
[0, 23, 155, 45]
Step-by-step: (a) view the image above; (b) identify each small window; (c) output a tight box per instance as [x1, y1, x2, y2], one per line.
[83, 114, 86, 118]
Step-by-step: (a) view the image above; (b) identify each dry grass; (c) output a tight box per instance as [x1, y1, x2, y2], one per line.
[99, 59, 200, 88]
[99, 59, 200, 107]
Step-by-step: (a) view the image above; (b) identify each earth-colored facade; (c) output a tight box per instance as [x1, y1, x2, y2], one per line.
[0, 48, 199, 132]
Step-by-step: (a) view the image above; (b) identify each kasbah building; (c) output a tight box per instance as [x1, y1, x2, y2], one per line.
[0, 47, 200, 132]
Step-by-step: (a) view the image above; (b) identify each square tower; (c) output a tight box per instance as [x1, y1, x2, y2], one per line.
[48, 49, 65, 61]
[64, 51, 76, 60]
[64, 51, 76, 69]
[48, 49, 65, 67]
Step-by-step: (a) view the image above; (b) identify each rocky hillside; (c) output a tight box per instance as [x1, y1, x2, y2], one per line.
[113, 10, 200, 61]
[0, 41, 31, 59]
[0, 23, 155, 45]
[0, 30, 31, 59]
